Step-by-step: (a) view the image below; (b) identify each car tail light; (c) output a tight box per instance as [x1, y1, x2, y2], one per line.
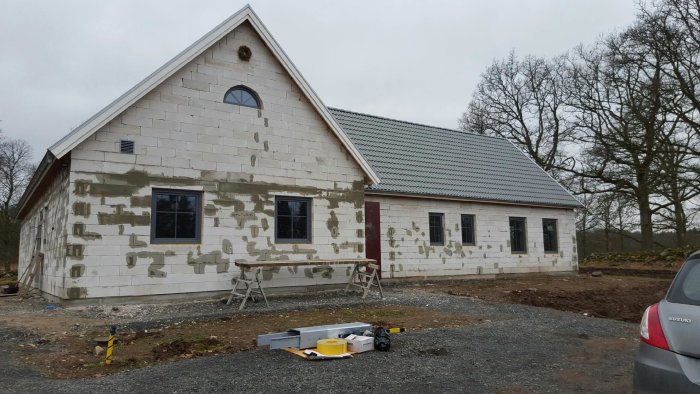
[640, 303, 669, 350]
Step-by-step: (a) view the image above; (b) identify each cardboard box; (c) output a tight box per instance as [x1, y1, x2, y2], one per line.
[346, 334, 374, 353]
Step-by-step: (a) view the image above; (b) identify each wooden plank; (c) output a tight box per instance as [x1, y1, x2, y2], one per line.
[235, 259, 375, 268]
[19, 253, 43, 296]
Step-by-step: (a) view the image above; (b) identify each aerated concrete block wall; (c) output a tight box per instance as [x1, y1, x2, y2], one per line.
[18, 166, 71, 297]
[367, 196, 577, 278]
[58, 22, 366, 299]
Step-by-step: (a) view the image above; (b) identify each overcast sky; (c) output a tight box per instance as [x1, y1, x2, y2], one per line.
[0, 0, 638, 161]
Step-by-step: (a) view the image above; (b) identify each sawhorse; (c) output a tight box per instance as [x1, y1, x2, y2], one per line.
[345, 262, 384, 299]
[226, 267, 269, 311]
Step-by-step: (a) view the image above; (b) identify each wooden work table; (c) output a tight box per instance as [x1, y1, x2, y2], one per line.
[228, 258, 382, 310]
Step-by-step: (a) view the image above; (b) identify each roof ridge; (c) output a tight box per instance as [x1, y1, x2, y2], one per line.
[328, 107, 503, 140]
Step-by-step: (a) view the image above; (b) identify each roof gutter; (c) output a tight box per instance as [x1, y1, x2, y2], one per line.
[15, 150, 56, 220]
[364, 190, 582, 210]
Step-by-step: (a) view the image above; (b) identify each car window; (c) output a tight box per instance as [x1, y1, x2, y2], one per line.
[667, 258, 700, 306]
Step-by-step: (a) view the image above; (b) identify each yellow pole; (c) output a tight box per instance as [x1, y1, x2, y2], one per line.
[105, 325, 116, 365]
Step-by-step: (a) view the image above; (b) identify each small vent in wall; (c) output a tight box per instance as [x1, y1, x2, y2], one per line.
[120, 140, 134, 154]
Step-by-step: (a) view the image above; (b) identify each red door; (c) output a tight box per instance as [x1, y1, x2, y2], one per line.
[364, 201, 381, 279]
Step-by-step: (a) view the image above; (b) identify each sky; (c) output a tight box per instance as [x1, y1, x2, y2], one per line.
[0, 0, 638, 162]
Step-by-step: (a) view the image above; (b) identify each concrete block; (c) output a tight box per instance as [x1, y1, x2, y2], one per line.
[182, 78, 210, 92]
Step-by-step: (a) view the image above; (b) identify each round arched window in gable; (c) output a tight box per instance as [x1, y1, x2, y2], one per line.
[223, 86, 261, 109]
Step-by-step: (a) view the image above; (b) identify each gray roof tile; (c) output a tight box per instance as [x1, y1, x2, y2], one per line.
[329, 108, 581, 208]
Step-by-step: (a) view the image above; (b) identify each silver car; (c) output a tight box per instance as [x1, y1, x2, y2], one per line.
[633, 251, 700, 393]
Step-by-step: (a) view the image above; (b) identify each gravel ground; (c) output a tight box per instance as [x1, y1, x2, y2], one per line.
[0, 288, 639, 393]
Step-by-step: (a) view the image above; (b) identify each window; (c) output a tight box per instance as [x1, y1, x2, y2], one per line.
[151, 189, 201, 244]
[509, 217, 527, 253]
[429, 213, 444, 245]
[461, 214, 475, 245]
[275, 197, 311, 243]
[667, 258, 700, 306]
[223, 86, 261, 109]
[120, 140, 134, 154]
[35, 210, 44, 252]
[542, 219, 558, 253]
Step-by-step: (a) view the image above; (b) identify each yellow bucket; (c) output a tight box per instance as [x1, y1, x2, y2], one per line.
[316, 338, 348, 355]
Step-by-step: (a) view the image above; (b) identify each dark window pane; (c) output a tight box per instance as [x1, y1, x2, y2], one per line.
[667, 261, 700, 306]
[155, 212, 176, 238]
[152, 190, 200, 243]
[292, 217, 308, 239]
[176, 213, 196, 238]
[241, 90, 256, 107]
[293, 201, 308, 216]
[461, 215, 475, 245]
[429, 213, 444, 245]
[277, 216, 292, 239]
[277, 200, 292, 216]
[275, 197, 311, 242]
[177, 195, 196, 213]
[155, 194, 176, 212]
[543, 219, 558, 252]
[509, 217, 527, 253]
[224, 87, 260, 108]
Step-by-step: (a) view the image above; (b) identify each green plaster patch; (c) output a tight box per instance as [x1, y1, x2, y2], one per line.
[326, 210, 339, 238]
[129, 234, 147, 248]
[69, 264, 85, 278]
[72, 202, 90, 217]
[66, 287, 87, 299]
[72, 222, 102, 240]
[211, 198, 245, 211]
[222, 239, 233, 254]
[304, 266, 333, 279]
[338, 241, 364, 253]
[66, 244, 84, 259]
[262, 266, 280, 280]
[355, 210, 363, 224]
[98, 205, 150, 226]
[244, 236, 317, 261]
[232, 211, 257, 229]
[387, 227, 396, 248]
[130, 195, 152, 207]
[125, 251, 176, 277]
[204, 204, 219, 216]
[187, 251, 230, 274]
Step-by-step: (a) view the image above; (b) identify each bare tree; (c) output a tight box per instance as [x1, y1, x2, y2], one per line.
[642, 0, 700, 133]
[459, 52, 573, 172]
[562, 23, 683, 247]
[0, 138, 33, 214]
[0, 136, 33, 271]
[652, 126, 700, 245]
[630, 3, 700, 245]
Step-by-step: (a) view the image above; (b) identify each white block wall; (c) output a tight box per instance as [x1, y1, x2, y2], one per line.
[367, 195, 578, 278]
[18, 166, 71, 297]
[56, 22, 367, 299]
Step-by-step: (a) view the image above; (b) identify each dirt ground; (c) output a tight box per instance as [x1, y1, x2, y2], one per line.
[0, 268, 671, 382]
[1, 299, 476, 379]
[423, 274, 671, 322]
